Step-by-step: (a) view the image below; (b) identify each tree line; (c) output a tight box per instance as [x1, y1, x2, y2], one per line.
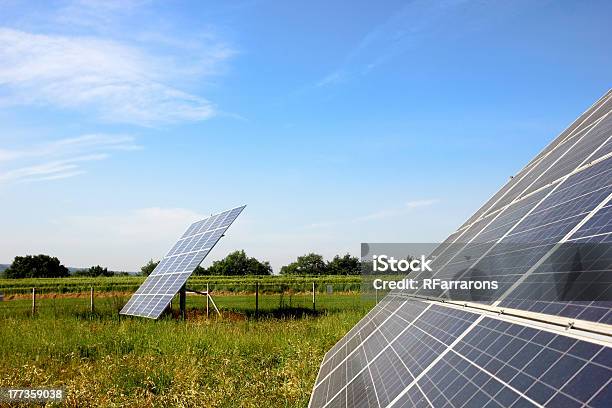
[141, 251, 360, 276]
[1, 251, 362, 279]
[1, 255, 129, 279]
[139, 250, 273, 276]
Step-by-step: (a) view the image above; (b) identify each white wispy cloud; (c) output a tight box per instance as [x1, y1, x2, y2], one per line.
[0, 134, 139, 161]
[306, 199, 439, 228]
[0, 155, 103, 184]
[0, 27, 234, 125]
[0, 135, 140, 184]
[315, 0, 472, 87]
[315, 71, 348, 87]
[353, 199, 439, 222]
[57, 0, 151, 28]
[62, 207, 205, 240]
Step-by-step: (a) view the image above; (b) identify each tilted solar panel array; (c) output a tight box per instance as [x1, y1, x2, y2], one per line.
[120, 205, 245, 319]
[310, 90, 612, 408]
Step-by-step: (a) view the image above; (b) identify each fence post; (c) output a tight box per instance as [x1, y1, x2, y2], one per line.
[206, 283, 210, 319]
[31, 287, 36, 316]
[179, 285, 186, 320]
[255, 281, 259, 318]
[312, 282, 316, 312]
[90, 286, 95, 313]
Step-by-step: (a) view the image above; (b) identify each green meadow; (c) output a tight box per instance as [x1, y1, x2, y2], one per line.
[0, 282, 375, 407]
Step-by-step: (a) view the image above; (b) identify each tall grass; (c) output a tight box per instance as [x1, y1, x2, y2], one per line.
[0, 296, 372, 407]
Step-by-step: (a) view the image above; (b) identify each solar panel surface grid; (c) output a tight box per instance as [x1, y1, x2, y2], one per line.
[119, 205, 245, 318]
[484, 137, 581, 217]
[392, 386, 429, 408]
[458, 180, 526, 233]
[458, 91, 611, 234]
[309, 91, 612, 408]
[484, 115, 610, 219]
[369, 345, 413, 407]
[367, 315, 610, 408]
[407, 187, 554, 291]
[445, 317, 612, 408]
[406, 157, 612, 310]
[524, 91, 611, 170]
[314, 301, 429, 404]
[407, 217, 497, 288]
[498, 199, 612, 323]
[570, 205, 612, 240]
[320, 299, 405, 373]
[313, 304, 611, 407]
[520, 115, 612, 197]
[346, 370, 379, 408]
[485, 160, 612, 321]
[457, 92, 610, 233]
[312, 303, 479, 408]
[343, 301, 397, 345]
[390, 189, 555, 302]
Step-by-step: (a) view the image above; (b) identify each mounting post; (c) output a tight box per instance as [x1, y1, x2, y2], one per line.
[312, 282, 316, 312]
[185, 287, 221, 317]
[31, 287, 36, 317]
[255, 281, 259, 318]
[179, 284, 186, 320]
[90, 286, 94, 313]
[206, 283, 210, 318]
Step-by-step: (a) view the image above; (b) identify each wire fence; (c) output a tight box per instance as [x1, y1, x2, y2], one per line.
[0, 281, 383, 320]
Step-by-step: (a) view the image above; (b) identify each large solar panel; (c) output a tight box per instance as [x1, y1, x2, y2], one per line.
[310, 90, 612, 407]
[120, 205, 246, 319]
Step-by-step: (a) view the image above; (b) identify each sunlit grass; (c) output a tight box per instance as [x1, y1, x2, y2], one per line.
[0, 294, 372, 407]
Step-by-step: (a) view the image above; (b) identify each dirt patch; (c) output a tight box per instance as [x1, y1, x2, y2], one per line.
[222, 310, 248, 322]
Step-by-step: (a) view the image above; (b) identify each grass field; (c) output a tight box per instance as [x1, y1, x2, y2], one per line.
[0, 288, 374, 407]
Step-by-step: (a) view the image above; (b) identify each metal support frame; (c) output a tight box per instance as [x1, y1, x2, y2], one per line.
[398, 293, 612, 346]
[185, 287, 221, 317]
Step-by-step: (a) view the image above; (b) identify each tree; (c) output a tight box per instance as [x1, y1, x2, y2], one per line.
[141, 259, 159, 276]
[280, 253, 327, 275]
[193, 265, 208, 276]
[3, 255, 69, 279]
[327, 254, 361, 275]
[73, 265, 113, 277]
[197, 250, 272, 276]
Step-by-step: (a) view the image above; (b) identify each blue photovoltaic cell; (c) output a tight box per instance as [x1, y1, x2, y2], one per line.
[120, 205, 245, 319]
[457, 91, 612, 231]
[310, 90, 612, 408]
[312, 302, 480, 407]
[443, 317, 612, 408]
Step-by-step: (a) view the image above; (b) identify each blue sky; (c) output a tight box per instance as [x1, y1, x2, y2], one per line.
[0, 0, 610, 272]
